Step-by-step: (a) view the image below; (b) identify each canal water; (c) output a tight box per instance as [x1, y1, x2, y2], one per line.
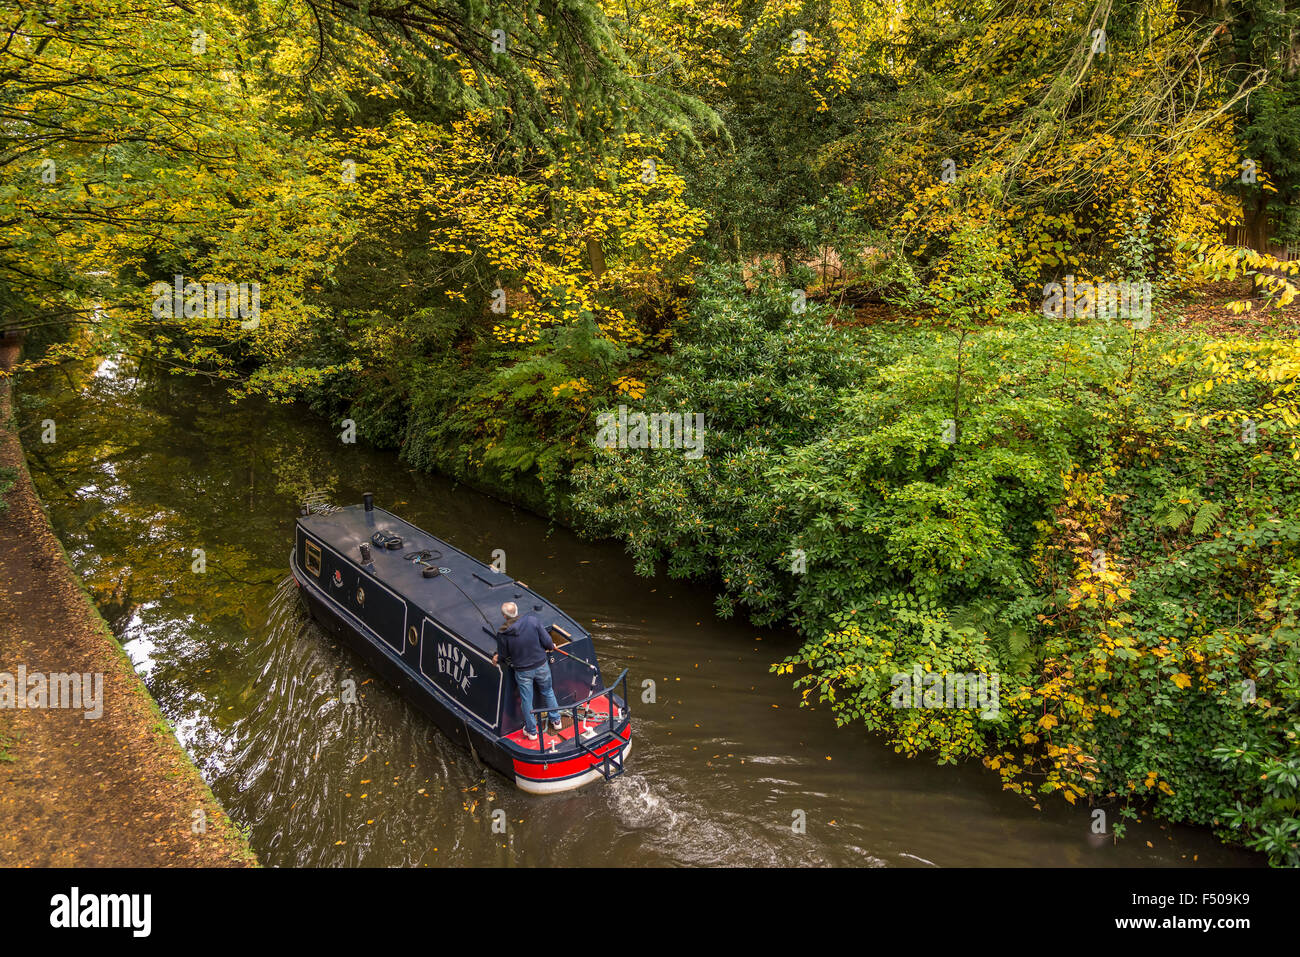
[14, 357, 1260, 866]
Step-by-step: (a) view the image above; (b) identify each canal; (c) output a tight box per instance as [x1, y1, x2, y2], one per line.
[14, 356, 1261, 866]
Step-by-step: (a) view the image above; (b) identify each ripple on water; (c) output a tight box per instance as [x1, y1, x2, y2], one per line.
[609, 774, 679, 831]
[603, 774, 809, 867]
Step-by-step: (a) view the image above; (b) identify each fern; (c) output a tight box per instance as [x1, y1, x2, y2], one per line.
[1155, 486, 1221, 535]
[1192, 500, 1224, 535]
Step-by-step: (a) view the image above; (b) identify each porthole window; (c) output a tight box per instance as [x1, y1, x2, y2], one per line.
[408, 626, 418, 647]
[356, 586, 366, 606]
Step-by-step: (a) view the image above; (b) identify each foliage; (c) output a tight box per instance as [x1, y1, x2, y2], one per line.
[999, 376, 1300, 864]
[821, 1, 1245, 296]
[346, 111, 705, 348]
[571, 264, 864, 624]
[1169, 331, 1300, 459]
[1225, 0, 1300, 249]
[0, 0, 358, 381]
[774, 595, 1007, 765]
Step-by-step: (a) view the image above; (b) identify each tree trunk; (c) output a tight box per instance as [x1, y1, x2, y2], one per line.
[587, 237, 606, 279]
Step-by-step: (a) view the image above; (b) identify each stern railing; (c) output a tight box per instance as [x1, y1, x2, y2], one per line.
[504, 668, 630, 782]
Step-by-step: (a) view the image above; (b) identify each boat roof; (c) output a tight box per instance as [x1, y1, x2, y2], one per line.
[296, 504, 589, 655]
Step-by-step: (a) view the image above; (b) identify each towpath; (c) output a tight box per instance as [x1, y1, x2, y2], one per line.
[0, 341, 255, 866]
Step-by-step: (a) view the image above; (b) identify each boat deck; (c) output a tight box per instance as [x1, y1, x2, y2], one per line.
[298, 505, 588, 656]
[501, 695, 623, 751]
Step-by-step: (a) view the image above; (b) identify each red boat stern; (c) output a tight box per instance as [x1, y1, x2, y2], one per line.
[504, 685, 632, 794]
[511, 722, 632, 794]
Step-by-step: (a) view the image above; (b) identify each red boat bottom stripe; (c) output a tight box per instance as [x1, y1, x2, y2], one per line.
[512, 726, 631, 782]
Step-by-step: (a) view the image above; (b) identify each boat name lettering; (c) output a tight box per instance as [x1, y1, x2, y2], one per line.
[436, 642, 476, 695]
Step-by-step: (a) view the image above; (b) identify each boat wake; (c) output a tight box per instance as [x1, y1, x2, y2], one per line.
[609, 774, 679, 830]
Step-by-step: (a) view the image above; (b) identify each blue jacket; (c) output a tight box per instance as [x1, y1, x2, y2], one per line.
[496, 614, 555, 671]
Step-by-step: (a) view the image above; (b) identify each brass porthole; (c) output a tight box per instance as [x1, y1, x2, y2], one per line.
[356, 586, 366, 606]
[408, 626, 418, 648]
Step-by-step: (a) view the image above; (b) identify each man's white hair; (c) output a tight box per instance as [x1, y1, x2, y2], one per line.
[501, 601, 519, 620]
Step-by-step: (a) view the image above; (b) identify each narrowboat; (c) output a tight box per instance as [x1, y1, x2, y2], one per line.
[289, 493, 631, 793]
